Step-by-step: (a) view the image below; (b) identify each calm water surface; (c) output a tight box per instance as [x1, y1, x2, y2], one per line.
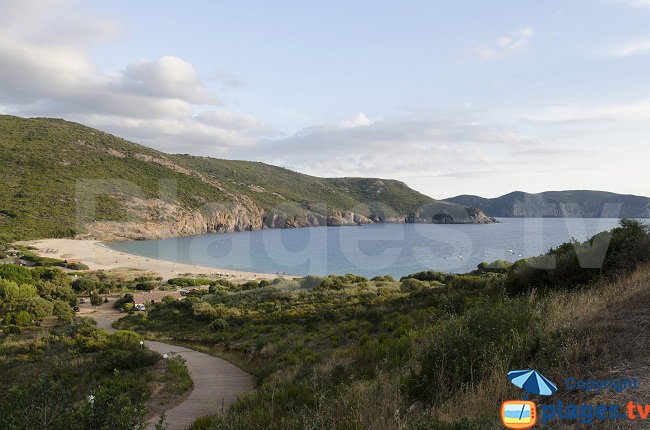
[106, 218, 625, 278]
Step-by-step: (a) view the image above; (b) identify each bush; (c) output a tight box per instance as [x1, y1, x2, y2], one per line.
[98, 348, 160, 371]
[209, 317, 229, 331]
[167, 277, 212, 287]
[108, 330, 144, 350]
[114, 293, 134, 310]
[0, 264, 33, 284]
[24, 296, 54, 320]
[0, 279, 37, 308]
[299, 275, 322, 289]
[90, 292, 102, 306]
[400, 278, 429, 292]
[371, 275, 395, 282]
[52, 299, 74, 323]
[407, 299, 534, 404]
[192, 302, 220, 321]
[476, 260, 512, 274]
[11, 310, 33, 326]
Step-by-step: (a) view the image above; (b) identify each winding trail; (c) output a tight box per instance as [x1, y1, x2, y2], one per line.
[80, 304, 254, 430]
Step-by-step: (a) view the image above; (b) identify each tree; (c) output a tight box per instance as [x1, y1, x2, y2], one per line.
[0, 280, 38, 310]
[90, 292, 102, 307]
[52, 300, 74, 323]
[0, 264, 33, 285]
[24, 296, 54, 320]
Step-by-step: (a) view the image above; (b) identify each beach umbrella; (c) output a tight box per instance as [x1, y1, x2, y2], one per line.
[507, 370, 557, 396]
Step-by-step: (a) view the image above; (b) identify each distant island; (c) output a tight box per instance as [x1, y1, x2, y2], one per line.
[0, 115, 493, 242]
[444, 190, 650, 218]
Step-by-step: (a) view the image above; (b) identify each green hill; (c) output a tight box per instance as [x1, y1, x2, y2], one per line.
[0, 115, 492, 241]
[444, 190, 650, 218]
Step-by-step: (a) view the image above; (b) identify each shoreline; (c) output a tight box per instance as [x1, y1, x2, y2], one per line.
[20, 238, 279, 281]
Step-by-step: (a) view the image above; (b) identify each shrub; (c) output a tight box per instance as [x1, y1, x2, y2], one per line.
[108, 330, 144, 350]
[401, 270, 453, 283]
[0, 264, 33, 284]
[24, 296, 54, 320]
[192, 302, 221, 321]
[209, 317, 229, 331]
[90, 292, 102, 306]
[299, 275, 322, 289]
[400, 278, 428, 292]
[407, 299, 534, 404]
[167, 277, 212, 287]
[0, 279, 38, 308]
[114, 293, 134, 310]
[12, 310, 33, 326]
[476, 260, 512, 274]
[52, 300, 74, 323]
[447, 275, 493, 290]
[98, 348, 160, 371]
[371, 275, 395, 282]
[161, 295, 177, 305]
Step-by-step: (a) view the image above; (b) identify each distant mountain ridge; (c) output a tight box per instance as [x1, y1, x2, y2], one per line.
[0, 115, 494, 241]
[444, 190, 650, 218]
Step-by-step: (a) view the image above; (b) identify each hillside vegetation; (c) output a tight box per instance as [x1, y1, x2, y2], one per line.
[114, 220, 650, 429]
[445, 190, 650, 218]
[0, 115, 492, 241]
[0, 261, 192, 430]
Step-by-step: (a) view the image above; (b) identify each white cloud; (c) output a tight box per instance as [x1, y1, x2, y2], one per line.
[341, 112, 371, 128]
[245, 112, 540, 180]
[462, 27, 534, 62]
[520, 99, 650, 123]
[603, 36, 650, 57]
[121, 57, 219, 105]
[0, 0, 272, 154]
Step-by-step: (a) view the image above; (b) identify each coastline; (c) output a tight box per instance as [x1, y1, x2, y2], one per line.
[20, 238, 278, 281]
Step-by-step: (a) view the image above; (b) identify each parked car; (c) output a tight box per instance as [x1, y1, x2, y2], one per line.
[134, 303, 146, 311]
[73, 306, 80, 312]
[79, 298, 86, 304]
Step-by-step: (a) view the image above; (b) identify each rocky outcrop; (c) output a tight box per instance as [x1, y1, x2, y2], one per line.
[79, 197, 495, 241]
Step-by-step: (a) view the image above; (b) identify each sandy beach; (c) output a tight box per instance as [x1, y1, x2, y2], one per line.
[20, 239, 277, 281]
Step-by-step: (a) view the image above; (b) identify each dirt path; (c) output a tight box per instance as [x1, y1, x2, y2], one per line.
[79, 305, 254, 430]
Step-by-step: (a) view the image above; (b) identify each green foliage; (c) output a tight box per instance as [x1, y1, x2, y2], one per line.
[107, 330, 144, 350]
[166, 356, 193, 393]
[400, 278, 429, 292]
[167, 277, 212, 287]
[407, 299, 534, 404]
[90, 291, 102, 306]
[0, 279, 38, 308]
[6, 310, 33, 326]
[52, 299, 75, 323]
[401, 270, 453, 283]
[506, 219, 650, 294]
[0, 264, 33, 284]
[299, 275, 322, 289]
[476, 259, 512, 273]
[24, 296, 54, 320]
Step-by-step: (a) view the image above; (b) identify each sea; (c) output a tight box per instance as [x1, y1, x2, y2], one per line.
[106, 218, 630, 279]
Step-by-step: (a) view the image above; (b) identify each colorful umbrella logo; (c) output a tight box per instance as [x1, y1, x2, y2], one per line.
[507, 369, 557, 396]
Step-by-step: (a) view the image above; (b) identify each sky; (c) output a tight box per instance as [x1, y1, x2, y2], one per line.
[0, 0, 649, 199]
